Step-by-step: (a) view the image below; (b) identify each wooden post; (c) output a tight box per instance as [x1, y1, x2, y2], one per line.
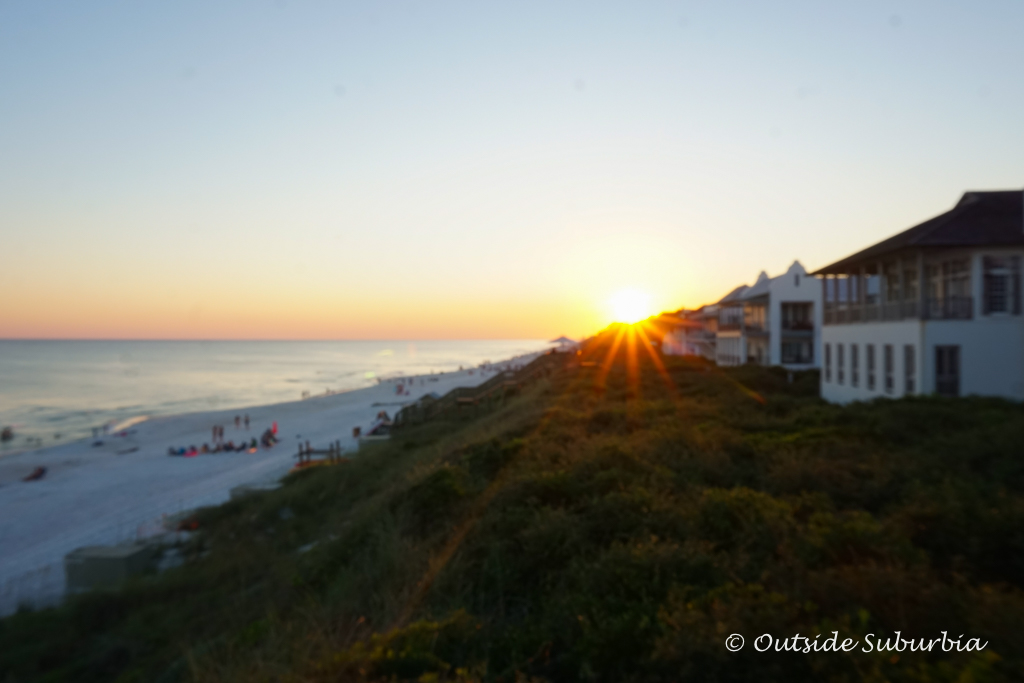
[896, 257, 903, 318]
[918, 250, 926, 319]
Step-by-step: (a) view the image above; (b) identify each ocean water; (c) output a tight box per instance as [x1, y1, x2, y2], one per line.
[0, 340, 547, 456]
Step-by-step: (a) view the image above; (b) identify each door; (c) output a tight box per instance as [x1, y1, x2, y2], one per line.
[935, 345, 960, 397]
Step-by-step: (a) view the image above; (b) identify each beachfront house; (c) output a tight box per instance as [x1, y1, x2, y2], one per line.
[813, 189, 1024, 403]
[661, 306, 718, 360]
[715, 261, 822, 370]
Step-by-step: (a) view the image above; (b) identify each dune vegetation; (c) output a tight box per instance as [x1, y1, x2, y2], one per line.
[2, 325, 1023, 682]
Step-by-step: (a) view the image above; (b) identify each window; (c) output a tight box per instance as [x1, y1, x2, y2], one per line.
[744, 304, 767, 331]
[781, 340, 813, 364]
[903, 266, 918, 303]
[884, 344, 894, 394]
[837, 344, 845, 385]
[781, 302, 814, 330]
[983, 256, 1021, 315]
[719, 305, 743, 329]
[883, 262, 901, 303]
[904, 345, 916, 394]
[935, 346, 960, 397]
[824, 343, 832, 382]
[851, 344, 859, 387]
[795, 273, 800, 287]
[927, 259, 971, 300]
[747, 338, 768, 365]
[864, 274, 880, 305]
[866, 344, 876, 391]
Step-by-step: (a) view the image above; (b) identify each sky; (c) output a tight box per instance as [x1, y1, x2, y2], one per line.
[1, 1, 1021, 340]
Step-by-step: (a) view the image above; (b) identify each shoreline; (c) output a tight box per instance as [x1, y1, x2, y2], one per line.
[0, 339, 548, 460]
[0, 350, 542, 615]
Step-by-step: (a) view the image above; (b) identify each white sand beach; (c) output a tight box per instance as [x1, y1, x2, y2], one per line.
[0, 354, 538, 615]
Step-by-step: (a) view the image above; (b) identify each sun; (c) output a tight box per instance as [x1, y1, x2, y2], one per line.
[608, 288, 653, 324]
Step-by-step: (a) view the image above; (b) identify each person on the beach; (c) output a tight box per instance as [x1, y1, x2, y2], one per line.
[234, 415, 240, 429]
[244, 414, 250, 430]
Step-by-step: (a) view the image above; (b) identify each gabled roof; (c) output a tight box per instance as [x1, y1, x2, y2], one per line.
[741, 271, 772, 299]
[717, 284, 748, 304]
[814, 190, 1024, 275]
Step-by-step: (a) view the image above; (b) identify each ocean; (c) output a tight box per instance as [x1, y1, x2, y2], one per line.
[0, 339, 547, 456]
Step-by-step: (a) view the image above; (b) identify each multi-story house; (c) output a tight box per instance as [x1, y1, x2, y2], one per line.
[814, 189, 1024, 403]
[715, 261, 822, 369]
[660, 306, 718, 360]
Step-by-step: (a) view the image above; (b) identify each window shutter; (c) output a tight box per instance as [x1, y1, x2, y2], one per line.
[1013, 256, 1022, 315]
[982, 274, 991, 315]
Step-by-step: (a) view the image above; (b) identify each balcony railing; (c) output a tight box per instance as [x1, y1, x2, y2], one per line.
[824, 297, 973, 325]
[718, 321, 742, 331]
[781, 320, 814, 331]
[882, 302, 902, 320]
[924, 296, 972, 320]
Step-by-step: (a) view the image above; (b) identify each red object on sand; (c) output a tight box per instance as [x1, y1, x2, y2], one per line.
[23, 466, 47, 482]
[272, 421, 278, 435]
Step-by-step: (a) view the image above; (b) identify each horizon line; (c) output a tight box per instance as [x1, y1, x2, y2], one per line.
[0, 336, 562, 343]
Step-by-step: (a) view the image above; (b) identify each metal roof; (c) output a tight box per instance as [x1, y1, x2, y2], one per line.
[813, 190, 1024, 275]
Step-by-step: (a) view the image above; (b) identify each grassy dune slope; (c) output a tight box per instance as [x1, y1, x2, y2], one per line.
[2, 327, 1023, 682]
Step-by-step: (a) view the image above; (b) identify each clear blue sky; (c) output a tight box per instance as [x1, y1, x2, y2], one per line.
[1, 1, 1021, 338]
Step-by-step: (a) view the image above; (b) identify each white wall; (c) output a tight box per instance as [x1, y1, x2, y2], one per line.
[821, 321, 923, 404]
[822, 317, 1024, 403]
[924, 318, 1024, 400]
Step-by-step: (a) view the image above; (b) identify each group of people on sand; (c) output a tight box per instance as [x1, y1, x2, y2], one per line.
[211, 414, 250, 442]
[169, 419, 278, 457]
[168, 440, 256, 457]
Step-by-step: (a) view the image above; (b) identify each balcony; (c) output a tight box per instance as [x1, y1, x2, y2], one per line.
[924, 296, 972, 320]
[824, 297, 973, 325]
[718, 321, 742, 331]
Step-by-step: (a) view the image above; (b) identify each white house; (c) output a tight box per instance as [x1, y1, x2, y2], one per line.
[714, 261, 822, 370]
[814, 189, 1024, 403]
[661, 306, 718, 359]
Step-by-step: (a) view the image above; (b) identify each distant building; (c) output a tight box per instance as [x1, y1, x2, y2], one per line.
[662, 261, 821, 371]
[814, 190, 1024, 403]
[661, 306, 717, 359]
[715, 261, 821, 370]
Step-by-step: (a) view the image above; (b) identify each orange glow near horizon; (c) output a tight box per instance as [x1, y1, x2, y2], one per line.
[0, 270, 682, 340]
